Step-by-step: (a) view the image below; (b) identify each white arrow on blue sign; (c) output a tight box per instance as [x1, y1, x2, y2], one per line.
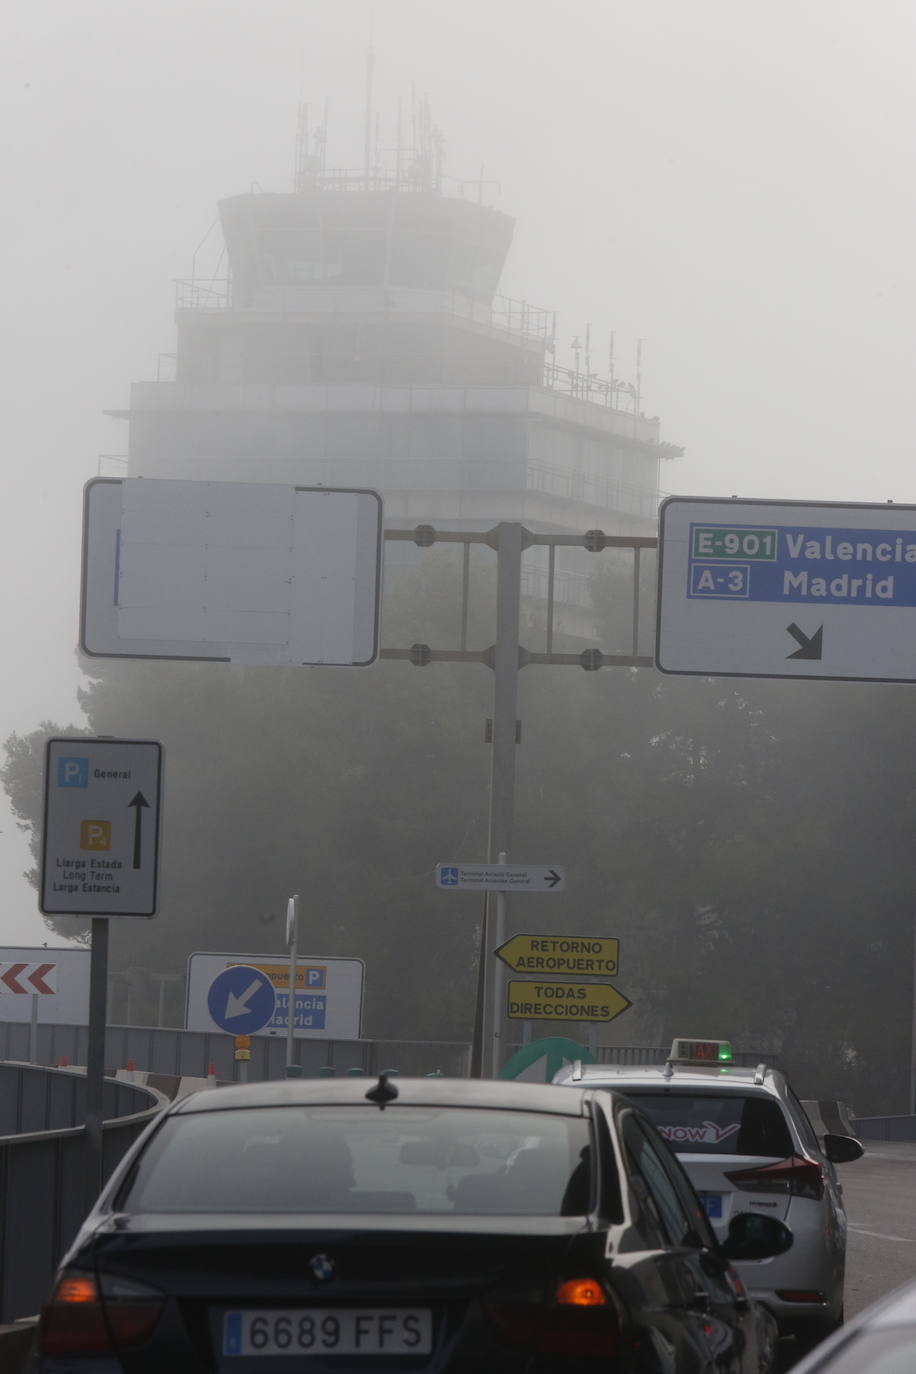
[206, 965, 276, 1035]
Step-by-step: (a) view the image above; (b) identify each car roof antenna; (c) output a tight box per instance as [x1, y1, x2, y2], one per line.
[365, 1073, 399, 1109]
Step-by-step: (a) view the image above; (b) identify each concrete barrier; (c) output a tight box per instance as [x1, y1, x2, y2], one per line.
[801, 1098, 857, 1138]
[114, 1068, 225, 1098]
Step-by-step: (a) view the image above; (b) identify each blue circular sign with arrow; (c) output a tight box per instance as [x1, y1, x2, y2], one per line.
[207, 965, 276, 1036]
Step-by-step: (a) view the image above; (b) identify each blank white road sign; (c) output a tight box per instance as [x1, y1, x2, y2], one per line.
[0, 947, 91, 1024]
[41, 738, 162, 917]
[657, 496, 916, 682]
[81, 478, 383, 666]
[186, 951, 365, 1039]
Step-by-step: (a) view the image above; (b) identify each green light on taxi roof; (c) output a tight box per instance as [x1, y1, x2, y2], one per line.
[669, 1037, 734, 1065]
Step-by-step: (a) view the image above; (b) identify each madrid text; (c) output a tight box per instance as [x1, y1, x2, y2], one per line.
[781, 532, 916, 601]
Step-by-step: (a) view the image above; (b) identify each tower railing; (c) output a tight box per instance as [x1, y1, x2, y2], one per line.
[173, 279, 552, 345]
[169, 280, 658, 426]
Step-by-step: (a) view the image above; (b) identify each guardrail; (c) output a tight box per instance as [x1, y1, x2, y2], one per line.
[0, 1073, 166, 1326]
[800, 1098, 857, 1139]
[0, 1062, 157, 1134]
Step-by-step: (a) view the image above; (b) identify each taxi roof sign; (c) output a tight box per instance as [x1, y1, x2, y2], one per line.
[669, 1037, 733, 1065]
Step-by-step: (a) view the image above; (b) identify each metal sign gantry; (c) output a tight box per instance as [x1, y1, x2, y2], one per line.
[380, 523, 652, 1076]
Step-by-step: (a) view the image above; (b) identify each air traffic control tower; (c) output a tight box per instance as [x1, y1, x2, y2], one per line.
[117, 126, 681, 635]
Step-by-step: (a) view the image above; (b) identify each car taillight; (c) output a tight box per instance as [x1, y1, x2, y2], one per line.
[40, 1269, 165, 1355]
[487, 1278, 622, 1355]
[555, 1278, 607, 1307]
[725, 1154, 825, 1201]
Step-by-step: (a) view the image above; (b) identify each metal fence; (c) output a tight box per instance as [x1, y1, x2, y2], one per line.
[590, 1046, 779, 1068]
[0, 1080, 164, 1324]
[853, 1114, 916, 1142]
[0, 1021, 471, 1084]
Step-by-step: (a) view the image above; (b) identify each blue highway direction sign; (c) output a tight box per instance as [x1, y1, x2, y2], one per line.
[657, 497, 916, 682]
[206, 965, 276, 1035]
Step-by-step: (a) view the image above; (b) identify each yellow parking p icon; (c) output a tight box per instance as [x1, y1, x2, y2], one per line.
[80, 820, 111, 851]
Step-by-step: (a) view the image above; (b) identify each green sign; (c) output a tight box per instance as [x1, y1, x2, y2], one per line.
[691, 527, 778, 561]
[499, 1036, 596, 1083]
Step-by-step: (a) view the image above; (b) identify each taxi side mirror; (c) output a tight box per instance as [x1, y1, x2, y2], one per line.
[823, 1133, 865, 1164]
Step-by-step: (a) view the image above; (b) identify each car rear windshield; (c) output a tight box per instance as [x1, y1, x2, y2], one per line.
[615, 1090, 793, 1156]
[118, 1106, 594, 1216]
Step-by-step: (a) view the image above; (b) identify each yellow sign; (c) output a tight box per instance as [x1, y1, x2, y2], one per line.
[80, 820, 111, 851]
[228, 961, 327, 991]
[507, 979, 631, 1024]
[496, 934, 619, 977]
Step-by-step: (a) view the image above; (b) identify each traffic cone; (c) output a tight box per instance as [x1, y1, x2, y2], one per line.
[207, 1061, 217, 1088]
[127, 1058, 135, 1083]
[58, 1055, 68, 1069]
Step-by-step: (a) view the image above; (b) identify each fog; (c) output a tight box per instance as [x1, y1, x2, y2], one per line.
[3, 0, 916, 947]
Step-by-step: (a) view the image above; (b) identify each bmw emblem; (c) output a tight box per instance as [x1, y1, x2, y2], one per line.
[308, 1254, 336, 1284]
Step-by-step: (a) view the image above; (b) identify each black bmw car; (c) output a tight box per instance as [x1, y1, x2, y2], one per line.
[39, 1075, 791, 1372]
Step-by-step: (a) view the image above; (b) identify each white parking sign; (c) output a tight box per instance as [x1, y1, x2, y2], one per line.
[41, 738, 163, 917]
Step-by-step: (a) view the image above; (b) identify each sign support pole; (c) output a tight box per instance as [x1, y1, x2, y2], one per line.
[910, 910, 916, 1114]
[469, 901, 487, 1077]
[484, 524, 523, 1077]
[286, 894, 300, 1076]
[489, 852, 508, 1077]
[85, 917, 109, 1208]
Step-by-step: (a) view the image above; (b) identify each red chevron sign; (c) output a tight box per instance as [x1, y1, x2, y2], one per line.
[0, 962, 58, 994]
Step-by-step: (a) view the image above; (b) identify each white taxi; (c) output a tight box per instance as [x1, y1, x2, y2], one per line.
[553, 1038, 864, 1350]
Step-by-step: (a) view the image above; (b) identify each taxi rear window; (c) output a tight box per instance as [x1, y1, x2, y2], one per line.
[617, 1091, 793, 1156]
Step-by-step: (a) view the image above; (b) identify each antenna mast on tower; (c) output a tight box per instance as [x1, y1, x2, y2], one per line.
[294, 102, 308, 192]
[364, 19, 375, 189]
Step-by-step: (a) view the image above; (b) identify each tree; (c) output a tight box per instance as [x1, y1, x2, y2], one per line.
[5, 556, 916, 1114]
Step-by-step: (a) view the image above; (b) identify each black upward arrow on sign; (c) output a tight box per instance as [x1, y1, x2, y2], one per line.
[128, 792, 150, 869]
[786, 623, 823, 661]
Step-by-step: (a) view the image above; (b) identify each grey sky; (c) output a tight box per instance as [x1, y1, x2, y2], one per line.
[3, 0, 915, 944]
